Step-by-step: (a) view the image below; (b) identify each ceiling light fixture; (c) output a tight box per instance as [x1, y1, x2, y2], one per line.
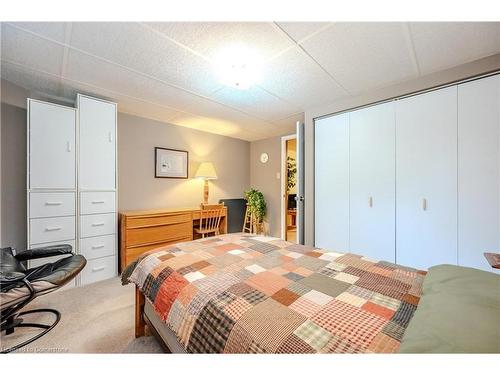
[213, 44, 263, 90]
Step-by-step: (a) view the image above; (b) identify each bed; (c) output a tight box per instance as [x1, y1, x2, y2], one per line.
[122, 233, 500, 353]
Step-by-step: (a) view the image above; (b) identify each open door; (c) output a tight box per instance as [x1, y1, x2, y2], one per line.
[296, 121, 305, 245]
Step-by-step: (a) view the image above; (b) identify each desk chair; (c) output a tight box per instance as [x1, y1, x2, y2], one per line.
[0, 244, 86, 353]
[195, 203, 225, 238]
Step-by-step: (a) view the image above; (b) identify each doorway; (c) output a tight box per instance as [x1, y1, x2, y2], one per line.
[281, 134, 297, 243]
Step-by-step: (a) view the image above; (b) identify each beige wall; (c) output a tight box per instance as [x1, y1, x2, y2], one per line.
[118, 113, 250, 211]
[1, 102, 27, 250]
[304, 53, 500, 246]
[250, 135, 285, 237]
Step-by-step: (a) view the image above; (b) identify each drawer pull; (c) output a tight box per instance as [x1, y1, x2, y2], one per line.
[45, 227, 62, 232]
[45, 201, 62, 206]
[91, 222, 105, 227]
[91, 244, 105, 249]
[92, 266, 105, 272]
[91, 200, 105, 204]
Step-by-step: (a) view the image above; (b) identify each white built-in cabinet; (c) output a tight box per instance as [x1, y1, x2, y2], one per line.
[315, 113, 350, 251]
[315, 73, 500, 272]
[27, 94, 118, 287]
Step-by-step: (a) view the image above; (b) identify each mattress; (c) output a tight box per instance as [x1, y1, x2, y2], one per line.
[144, 299, 186, 353]
[123, 233, 425, 353]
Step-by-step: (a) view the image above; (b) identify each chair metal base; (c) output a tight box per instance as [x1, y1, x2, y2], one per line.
[1, 308, 61, 354]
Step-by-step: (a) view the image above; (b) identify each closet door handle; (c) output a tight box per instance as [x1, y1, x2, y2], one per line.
[66, 141, 72, 152]
[91, 200, 105, 204]
[108, 132, 113, 142]
[422, 198, 427, 211]
[368, 196, 373, 208]
[92, 266, 105, 272]
[45, 227, 62, 232]
[91, 222, 105, 227]
[91, 244, 105, 249]
[45, 201, 62, 206]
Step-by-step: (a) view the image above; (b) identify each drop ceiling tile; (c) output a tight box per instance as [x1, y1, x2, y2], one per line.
[1, 61, 62, 97]
[8, 22, 68, 43]
[145, 22, 293, 61]
[275, 22, 331, 43]
[59, 77, 185, 123]
[210, 85, 301, 121]
[168, 113, 250, 138]
[271, 112, 304, 129]
[69, 22, 220, 96]
[1, 23, 64, 75]
[64, 49, 274, 128]
[261, 47, 347, 109]
[410, 22, 500, 75]
[301, 22, 418, 94]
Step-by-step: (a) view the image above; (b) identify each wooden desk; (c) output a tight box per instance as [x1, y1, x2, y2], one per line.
[119, 207, 227, 271]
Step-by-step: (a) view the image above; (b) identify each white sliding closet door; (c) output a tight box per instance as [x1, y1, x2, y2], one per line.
[458, 75, 500, 272]
[396, 86, 458, 270]
[315, 113, 349, 251]
[350, 102, 395, 262]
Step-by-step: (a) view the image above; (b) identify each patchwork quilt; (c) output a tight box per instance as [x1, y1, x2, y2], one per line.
[123, 233, 426, 353]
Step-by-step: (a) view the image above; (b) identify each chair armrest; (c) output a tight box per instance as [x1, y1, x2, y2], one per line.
[14, 244, 73, 262]
[0, 271, 26, 284]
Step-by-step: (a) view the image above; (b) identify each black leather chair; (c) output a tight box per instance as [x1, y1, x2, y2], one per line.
[0, 244, 86, 353]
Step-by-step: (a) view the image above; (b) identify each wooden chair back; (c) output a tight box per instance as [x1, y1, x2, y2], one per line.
[199, 203, 225, 236]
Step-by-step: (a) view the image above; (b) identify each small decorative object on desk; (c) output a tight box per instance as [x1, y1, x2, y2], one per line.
[155, 147, 188, 179]
[483, 252, 500, 269]
[243, 188, 266, 235]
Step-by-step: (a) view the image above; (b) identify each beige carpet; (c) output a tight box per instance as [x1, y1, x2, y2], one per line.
[1, 277, 163, 353]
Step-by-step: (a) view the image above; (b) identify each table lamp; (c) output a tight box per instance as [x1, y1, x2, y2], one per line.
[195, 162, 218, 204]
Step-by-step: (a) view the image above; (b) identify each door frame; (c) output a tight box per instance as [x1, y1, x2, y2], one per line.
[281, 134, 297, 241]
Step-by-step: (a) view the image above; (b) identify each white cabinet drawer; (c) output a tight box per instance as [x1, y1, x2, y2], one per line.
[80, 255, 116, 285]
[30, 216, 75, 244]
[30, 192, 75, 218]
[80, 192, 115, 215]
[80, 213, 116, 238]
[80, 235, 115, 260]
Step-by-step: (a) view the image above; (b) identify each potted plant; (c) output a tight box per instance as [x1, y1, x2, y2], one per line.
[244, 188, 267, 234]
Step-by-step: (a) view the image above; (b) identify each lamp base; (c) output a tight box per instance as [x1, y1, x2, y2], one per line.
[203, 180, 209, 205]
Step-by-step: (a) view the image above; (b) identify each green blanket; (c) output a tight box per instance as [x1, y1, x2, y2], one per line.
[399, 264, 500, 353]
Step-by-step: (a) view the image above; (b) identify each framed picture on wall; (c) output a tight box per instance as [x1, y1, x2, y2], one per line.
[154, 147, 189, 179]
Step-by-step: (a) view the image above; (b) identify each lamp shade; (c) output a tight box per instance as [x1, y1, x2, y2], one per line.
[195, 162, 217, 180]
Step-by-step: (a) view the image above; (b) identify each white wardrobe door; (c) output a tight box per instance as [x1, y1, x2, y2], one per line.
[458, 75, 500, 272]
[315, 113, 350, 251]
[79, 96, 116, 190]
[396, 86, 458, 270]
[29, 101, 76, 189]
[350, 102, 395, 262]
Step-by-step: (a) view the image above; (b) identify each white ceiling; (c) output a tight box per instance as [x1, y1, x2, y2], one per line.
[1, 22, 500, 141]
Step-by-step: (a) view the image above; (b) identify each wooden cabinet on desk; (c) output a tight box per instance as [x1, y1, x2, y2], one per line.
[119, 207, 227, 271]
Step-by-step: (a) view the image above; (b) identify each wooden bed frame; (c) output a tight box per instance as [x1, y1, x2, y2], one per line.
[135, 286, 146, 338]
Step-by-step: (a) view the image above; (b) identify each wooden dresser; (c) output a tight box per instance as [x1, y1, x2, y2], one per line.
[119, 207, 227, 271]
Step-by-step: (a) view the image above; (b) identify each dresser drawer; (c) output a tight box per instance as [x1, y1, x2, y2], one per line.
[80, 255, 117, 285]
[126, 221, 192, 247]
[80, 235, 115, 260]
[80, 192, 116, 215]
[30, 192, 75, 218]
[80, 213, 116, 238]
[30, 216, 75, 244]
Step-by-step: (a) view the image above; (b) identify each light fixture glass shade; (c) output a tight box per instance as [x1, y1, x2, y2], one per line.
[195, 162, 218, 180]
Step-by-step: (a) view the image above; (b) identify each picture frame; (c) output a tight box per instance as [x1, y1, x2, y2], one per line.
[154, 147, 189, 179]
